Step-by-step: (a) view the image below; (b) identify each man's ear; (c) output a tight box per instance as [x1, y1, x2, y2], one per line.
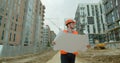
[67, 24, 70, 27]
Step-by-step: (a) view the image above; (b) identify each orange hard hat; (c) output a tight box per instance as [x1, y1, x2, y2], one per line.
[65, 19, 76, 26]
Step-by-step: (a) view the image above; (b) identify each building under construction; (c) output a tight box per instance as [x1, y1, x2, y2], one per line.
[0, 0, 46, 57]
[75, 0, 120, 49]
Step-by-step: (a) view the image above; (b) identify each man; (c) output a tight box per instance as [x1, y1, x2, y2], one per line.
[53, 19, 78, 63]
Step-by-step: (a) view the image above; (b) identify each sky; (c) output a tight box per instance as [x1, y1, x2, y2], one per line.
[41, 0, 100, 34]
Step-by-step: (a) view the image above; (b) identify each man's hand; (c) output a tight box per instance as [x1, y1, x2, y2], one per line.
[86, 45, 91, 49]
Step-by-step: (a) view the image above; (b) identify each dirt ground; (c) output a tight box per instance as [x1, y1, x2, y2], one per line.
[46, 49, 120, 63]
[77, 49, 120, 63]
[1, 48, 120, 63]
[1, 48, 57, 63]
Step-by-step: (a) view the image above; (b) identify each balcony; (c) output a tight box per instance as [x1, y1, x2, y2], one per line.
[106, 22, 114, 26]
[42, 14, 45, 17]
[0, 8, 4, 15]
[24, 43, 28, 46]
[102, 0, 108, 4]
[43, 5, 45, 9]
[107, 26, 120, 32]
[41, 22, 44, 25]
[41, 26, 44, 29]
[105, 7, 114, 15]
[115, 18, 120, 22]
[115, 26, 120, 29]
[9, 42, 19, 46]
[42, 18, 44, 21]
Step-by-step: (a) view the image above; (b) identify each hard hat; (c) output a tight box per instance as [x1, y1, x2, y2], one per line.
[65, 19, 76, 26]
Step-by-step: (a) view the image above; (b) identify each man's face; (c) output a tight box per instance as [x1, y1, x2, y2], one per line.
[67, 22, 75, 29]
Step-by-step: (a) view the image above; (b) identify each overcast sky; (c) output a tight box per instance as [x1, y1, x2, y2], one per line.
[41, 0, 100, 34]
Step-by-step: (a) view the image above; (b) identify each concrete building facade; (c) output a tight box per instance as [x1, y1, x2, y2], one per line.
[50, 31, 56, 45]
[33, 0, 45, 52]
[102, 0, 120, 42]
[0, 0, 27, 56]
[42, 25, 51, 47]
[39, 3, 45, 50]
[21, 0, 35, 49]
[75, 2, 107, 45]
[0, 0, 45, 57]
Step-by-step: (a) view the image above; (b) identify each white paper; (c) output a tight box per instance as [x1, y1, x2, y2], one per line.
[53, 31, 89, 53]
